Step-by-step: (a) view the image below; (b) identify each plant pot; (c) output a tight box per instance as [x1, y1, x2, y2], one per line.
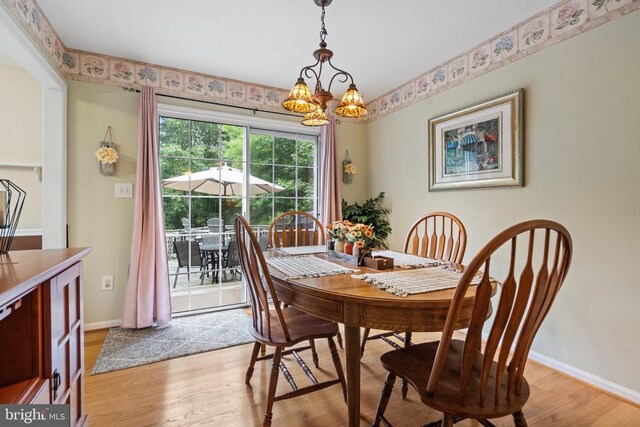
[344, 242, 353, 255]
[334, 240, 345, 253]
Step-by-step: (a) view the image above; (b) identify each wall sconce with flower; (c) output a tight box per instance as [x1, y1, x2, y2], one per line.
[95, 126, 119, 175]
[343, 150, 357, 184]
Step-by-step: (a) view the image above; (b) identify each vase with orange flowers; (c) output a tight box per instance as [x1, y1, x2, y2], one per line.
[345, 223, 375, 259]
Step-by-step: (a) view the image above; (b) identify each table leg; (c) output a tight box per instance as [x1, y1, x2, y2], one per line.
[344, 325, 361, 427]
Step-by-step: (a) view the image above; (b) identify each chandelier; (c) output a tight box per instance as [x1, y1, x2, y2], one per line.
[282, 0, 368, 126]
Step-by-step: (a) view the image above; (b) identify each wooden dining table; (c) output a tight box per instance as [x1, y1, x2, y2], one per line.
[264, 250, 490, 426]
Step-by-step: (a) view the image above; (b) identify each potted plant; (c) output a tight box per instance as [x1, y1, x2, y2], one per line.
[342, 192, 391, 249]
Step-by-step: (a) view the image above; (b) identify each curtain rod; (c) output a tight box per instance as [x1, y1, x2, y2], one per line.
[122, 87, 301, 118]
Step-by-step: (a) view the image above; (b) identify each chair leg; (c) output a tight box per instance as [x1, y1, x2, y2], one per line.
[401, 331, 413, 400]
[441, 414, 454, 427]
[308, 339, 319, 368]
[263, 347, 282, 427]
[513, 411, 528, 427]
[327, 337, 347, 402]
[372, 372, 396, 427]
[260, 344, 267, 356]
[245, 342, 261, 385]
[173, 266, 180, 288]
[360, 327, 371, 358]
[336, 329, 344, 349]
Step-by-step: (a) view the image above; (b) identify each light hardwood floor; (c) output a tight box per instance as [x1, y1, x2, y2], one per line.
[85, 328, 640, 426]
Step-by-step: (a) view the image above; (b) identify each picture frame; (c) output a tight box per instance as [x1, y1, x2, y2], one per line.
[428, 89, 523, 191]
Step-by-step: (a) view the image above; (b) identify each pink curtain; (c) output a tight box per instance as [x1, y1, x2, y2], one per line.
[121, 87, 172, 328]
[320, 113, 342, 224]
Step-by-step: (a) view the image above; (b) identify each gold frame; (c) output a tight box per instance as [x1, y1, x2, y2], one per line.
[428, 89, 524, 191]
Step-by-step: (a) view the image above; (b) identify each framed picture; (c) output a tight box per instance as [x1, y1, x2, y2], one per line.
[428, 89, 523, 191]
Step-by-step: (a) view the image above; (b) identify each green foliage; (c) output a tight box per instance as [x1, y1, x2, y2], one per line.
[159, 116, 318, 230]
[342, 192, 392, 249]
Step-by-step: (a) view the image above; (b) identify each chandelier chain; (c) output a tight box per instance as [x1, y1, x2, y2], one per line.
[319, 5, 327, 42]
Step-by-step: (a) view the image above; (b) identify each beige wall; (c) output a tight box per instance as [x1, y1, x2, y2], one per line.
[67, 80, 367, 324]
[365, 12, 640, 392]
[337, 122, 367, 204]
[0, 62, 42, 230]
[67, 81, 139, 324]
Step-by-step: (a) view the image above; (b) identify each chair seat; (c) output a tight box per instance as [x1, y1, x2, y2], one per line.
[380, 339, 530, 419]
[249, 307, 338, 347]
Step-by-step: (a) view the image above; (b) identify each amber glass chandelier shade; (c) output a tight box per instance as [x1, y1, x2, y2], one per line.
[335, 84, 368, 118]
[282, 78, 317, 113]
[301, 107, 329, 127]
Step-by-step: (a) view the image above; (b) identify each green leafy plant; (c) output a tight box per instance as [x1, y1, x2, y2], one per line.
[342, 192, 392, 249]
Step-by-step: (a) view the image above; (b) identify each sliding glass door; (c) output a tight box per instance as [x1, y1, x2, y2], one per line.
[159, 113, 319, 315]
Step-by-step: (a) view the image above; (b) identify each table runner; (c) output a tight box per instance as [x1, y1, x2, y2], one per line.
[266, 255, 359, 279]
[370, 250, 442, 269]
[276, 245, 327, 256]
[352, 266, 481, 297]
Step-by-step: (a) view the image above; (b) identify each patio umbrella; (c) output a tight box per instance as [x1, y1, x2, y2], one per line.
[163, 163, 285, 196]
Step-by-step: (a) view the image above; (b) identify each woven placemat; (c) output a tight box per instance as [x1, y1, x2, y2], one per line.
[353, 266, 481, 297]
[266, 255, 359, 279]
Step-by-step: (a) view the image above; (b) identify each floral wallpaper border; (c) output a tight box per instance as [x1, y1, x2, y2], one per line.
[365, 0, 640, 122]
[2, 0, 639, 122]
[2, 0, 67, 74]
[1, 0, 293, 115]
[62, 49, 293, 115]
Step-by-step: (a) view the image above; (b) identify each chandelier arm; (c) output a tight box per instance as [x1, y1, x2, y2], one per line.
[326, 59, 354, 93]
[299, 59, 321, 79]
[301, 66, 320, 85]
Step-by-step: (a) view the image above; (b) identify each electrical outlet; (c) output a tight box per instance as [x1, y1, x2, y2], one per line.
[101, 275, 114, 291]
[115, 183, 133, 198]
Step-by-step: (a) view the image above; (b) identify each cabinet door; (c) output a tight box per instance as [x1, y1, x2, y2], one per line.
[48, 262, 85, 427]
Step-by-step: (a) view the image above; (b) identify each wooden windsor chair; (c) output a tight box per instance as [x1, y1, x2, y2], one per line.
[235, 215, 347, 426]
[268, 211, 326, 248]
[372, 219, 573, 427]
[267, 211, 342, 349]
[361, 212, 467, 399]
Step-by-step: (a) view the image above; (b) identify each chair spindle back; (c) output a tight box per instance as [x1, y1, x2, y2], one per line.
[427, 220, 573, 406]
[403, 212, 467, 263]
[235, 215, 290, 342]
[269, 211, 325, 248]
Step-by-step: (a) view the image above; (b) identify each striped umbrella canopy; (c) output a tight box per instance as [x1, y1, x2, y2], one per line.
[461, 133, 480, 151]
[163, 163, 284, 196]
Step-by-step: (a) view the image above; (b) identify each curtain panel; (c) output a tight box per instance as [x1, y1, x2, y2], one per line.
[121, 87, 172, 328]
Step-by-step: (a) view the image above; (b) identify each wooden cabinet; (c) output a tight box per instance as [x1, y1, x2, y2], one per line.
[0, 248, 90, 426]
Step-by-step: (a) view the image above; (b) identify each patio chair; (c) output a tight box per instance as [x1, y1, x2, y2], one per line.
[206, 217, 224, 233]
[200, 234, 221, 284]
[181, 217, 190, 232]
[222, 240, 242, 281]
[172, 241, 206, 288]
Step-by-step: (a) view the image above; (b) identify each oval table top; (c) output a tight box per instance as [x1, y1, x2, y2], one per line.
[264, 250, 494, 332]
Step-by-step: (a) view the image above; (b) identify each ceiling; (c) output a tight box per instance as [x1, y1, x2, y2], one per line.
[37, 0, 557, 99]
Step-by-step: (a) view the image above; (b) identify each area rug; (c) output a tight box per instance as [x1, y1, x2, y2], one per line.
[91, 309, 253, 375]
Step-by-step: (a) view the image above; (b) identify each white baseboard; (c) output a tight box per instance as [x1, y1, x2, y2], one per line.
[85, 319, 120, 331]
[15, 228, 43, 236]
[478, 332, 640, 405]
[527, 350, 640, 405]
